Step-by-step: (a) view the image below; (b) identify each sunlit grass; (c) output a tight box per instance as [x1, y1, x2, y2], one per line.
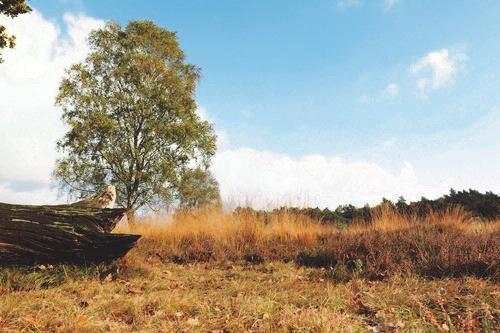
[120, 207, 500, 280]
[1, 207, 498, 332]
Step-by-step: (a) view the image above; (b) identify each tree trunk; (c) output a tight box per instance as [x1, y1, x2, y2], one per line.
[0, 202, 140, 265]
[126, 208, 136, 230]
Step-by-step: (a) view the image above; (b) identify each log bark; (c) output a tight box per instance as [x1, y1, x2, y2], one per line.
[0, 202, 140, 265]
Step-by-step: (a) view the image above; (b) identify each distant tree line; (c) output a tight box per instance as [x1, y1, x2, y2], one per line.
[234, 189, 500, 224]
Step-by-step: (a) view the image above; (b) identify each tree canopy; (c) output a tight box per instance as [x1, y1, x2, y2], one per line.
[54, 20, 218, 225]
[177, 168, 221, 209]
[0, 0, 31, 63]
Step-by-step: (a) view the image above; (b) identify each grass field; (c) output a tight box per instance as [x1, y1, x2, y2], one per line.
[0, 208, 498, 332]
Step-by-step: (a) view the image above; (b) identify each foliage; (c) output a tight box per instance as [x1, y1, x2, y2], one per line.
[236, 189, 500, 225]
[0, 0, 31, 63]
[176, 168, 221, 209]
[54, 20, 218, 215]
[415, 189, 500, 219]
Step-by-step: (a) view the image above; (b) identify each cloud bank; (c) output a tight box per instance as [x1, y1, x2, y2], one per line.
[212, 149, 446, 210]
[0, 10, 104, 203]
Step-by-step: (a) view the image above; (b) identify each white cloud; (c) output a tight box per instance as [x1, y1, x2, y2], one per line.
[211, 107, 500, 210]
[212, 148, 443, 210]
[410, 48, 467, 95]
[0, 182, 61, 205]
[0, 10, 104, 204]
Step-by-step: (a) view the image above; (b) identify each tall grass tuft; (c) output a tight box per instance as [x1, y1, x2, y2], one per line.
[124, 206, 500, 280]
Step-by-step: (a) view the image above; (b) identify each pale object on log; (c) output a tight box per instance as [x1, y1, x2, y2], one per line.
[71, 185, 117, 209]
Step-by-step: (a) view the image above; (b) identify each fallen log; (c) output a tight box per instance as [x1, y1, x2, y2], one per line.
[0, 202, 140, 265]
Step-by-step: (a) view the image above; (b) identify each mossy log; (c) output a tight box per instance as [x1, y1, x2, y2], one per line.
[0, 203, 140, 265]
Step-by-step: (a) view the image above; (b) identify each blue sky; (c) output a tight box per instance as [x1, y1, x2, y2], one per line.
[1, 1, 499, 208]
[32, 0, 500, 156]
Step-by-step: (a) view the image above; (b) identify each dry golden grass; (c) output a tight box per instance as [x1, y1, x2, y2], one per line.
[0, 207, 499, 332]
[129, 207, 499, 279]
[1, 262, 498, 332]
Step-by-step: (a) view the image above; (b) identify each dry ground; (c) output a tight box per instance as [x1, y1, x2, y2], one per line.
[0, 208, 498, 332]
